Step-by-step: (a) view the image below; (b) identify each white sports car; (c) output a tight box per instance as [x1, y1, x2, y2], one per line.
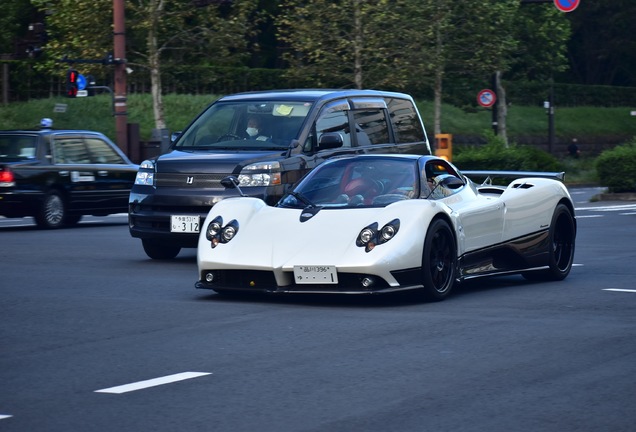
[196, 154, 576, 301]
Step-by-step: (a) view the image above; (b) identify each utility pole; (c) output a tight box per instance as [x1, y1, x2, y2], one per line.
[113, 0, 128, 155]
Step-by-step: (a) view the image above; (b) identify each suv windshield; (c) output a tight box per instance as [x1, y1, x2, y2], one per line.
[175, 100, 313, 150]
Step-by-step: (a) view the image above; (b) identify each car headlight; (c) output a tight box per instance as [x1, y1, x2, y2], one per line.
[205, 216, 239, 248]
[238, 161, 281, 187]
[356, 219, 400, 252]
[134, 159, 155, 186]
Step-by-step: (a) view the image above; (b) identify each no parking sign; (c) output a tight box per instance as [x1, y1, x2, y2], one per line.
[477, 89, 497, 108]
[554, 0, 580, 12]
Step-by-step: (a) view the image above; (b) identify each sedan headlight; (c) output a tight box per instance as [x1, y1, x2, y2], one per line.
[134, 159, 155, 186]
[238, 161, 281, 187]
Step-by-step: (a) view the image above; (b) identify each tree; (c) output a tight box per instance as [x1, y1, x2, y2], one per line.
[566, 0, 636, 86]
[31, 0, 259, 130]
[276, 0, 436, 91]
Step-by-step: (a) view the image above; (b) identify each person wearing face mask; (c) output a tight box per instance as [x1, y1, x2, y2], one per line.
[245, 116, 269, 141]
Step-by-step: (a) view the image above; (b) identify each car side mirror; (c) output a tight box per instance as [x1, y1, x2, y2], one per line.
[221, 176, 239, 189]
[221, 175, 247, 197]
[170, 132, 181, 142]
[440, 176, 465, 189]
[317, 132, 343, 150]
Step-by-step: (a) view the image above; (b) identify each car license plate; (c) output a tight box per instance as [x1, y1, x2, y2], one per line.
[293, 265, 338, 284]
[171, 215, 200, 233]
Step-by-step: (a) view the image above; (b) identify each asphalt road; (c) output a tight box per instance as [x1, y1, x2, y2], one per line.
[1, 187, 635, 432]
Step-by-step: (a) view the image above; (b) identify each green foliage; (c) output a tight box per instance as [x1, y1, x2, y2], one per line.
[595, 138, 636, 192]
[453, 130, 563, 172]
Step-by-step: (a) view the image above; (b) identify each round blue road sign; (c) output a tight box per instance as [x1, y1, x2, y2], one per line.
[554, 0, 580, 13]
[477, 89, 497, 108]
[77, 74, 87, 90]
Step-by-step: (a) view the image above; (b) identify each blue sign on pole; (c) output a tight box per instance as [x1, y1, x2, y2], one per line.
[77, 74, 87, 90]
[554, 0, 580, 12]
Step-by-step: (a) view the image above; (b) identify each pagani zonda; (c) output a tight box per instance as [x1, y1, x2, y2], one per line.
[196, 154, 576, 301]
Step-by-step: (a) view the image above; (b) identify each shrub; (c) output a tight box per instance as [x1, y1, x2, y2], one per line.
[595, 137, 636, 192]
[453, 130, 563, 172]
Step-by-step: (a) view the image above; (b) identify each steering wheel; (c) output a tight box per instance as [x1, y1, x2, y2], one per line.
[217, 133, 241, 142]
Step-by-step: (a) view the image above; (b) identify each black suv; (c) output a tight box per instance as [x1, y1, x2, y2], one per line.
[0, 130, 138, 228]
[129, 89, 431, 259]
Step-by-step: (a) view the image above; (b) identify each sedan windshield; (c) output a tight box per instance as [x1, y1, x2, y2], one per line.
[279, 157, 420, 209]
[174, 100, 312, 150]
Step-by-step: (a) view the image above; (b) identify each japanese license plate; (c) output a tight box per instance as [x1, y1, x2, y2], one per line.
[293, 265, 338, 284]
[170, 215, 200, 233]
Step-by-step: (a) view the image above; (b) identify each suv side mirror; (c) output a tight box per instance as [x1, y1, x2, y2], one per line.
[317, 132, 343, 150]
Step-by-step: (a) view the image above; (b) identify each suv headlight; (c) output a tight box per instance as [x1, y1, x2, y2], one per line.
[238, 161, 281, 187]
[134, 159, 155, 186]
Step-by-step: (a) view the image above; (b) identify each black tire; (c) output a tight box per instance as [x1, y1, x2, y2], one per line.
[420, 219, 456, 301]
[523, 203, 576, 281]
[64, 214, 83, 226]
[142, 239, 181, 260]
[34, 190, 66, 229]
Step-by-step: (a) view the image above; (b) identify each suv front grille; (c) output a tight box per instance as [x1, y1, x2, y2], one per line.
[156, 173, 229, 188]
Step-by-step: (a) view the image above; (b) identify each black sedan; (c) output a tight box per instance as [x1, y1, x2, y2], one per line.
[0, 129, 138, 228]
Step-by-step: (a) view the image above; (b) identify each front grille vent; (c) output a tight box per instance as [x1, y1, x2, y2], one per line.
[156, 173, 229, 188]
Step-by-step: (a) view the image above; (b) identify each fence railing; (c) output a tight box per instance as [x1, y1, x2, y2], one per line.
[3, 60, 636, 107]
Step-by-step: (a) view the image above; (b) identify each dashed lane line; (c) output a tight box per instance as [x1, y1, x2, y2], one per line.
[603, 289, 636, 293]
[95, 371, 212, 394]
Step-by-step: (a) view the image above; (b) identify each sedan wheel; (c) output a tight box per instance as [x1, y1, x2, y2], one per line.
[35, 191, 66, 229]
[420, 219, 456, 301]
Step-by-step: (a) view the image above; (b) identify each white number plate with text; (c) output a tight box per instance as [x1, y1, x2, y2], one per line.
[293, 265, 338, 284]
[171, 215, 200, 233]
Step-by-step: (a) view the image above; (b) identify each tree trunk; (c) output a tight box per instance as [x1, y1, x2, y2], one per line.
[353, 0, 363, 89]
[495, 71, 508, 146]
[148, 1, 166, 131]
[433, 67, 443, 136]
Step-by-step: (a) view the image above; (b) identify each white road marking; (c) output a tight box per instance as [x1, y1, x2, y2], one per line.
[603, 289, 636, 293]
[576, 204, 636, 212]
[95, 371, 212, 394]
[576, 215, 603, 218]
[0, 414, 13, 420]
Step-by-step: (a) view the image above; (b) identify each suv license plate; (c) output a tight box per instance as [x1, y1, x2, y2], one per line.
[171, 215, 200, 233]
[293, 265, 338, 284]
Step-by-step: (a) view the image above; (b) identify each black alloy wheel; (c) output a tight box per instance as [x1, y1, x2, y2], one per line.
[523, 203, 576, 281]
[420, 218, 456, 301]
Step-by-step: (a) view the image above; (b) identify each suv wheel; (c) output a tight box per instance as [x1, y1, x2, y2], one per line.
[142, 239, 181, 260]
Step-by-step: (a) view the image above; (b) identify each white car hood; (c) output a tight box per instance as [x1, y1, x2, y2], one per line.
[198, 197, 442, 276]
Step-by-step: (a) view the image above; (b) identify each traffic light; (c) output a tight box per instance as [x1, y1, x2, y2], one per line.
[66, 69, 79, 98]
[434, 134, 453, 162]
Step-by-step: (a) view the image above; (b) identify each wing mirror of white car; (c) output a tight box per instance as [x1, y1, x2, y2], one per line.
[221, 176, 246, 197]
[441, 176, 465, 189]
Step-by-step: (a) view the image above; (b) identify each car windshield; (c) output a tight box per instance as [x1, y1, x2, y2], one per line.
[174, 100, 312, 150]
[0, 135, 38, 161]
[278, 157, 420, 209]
